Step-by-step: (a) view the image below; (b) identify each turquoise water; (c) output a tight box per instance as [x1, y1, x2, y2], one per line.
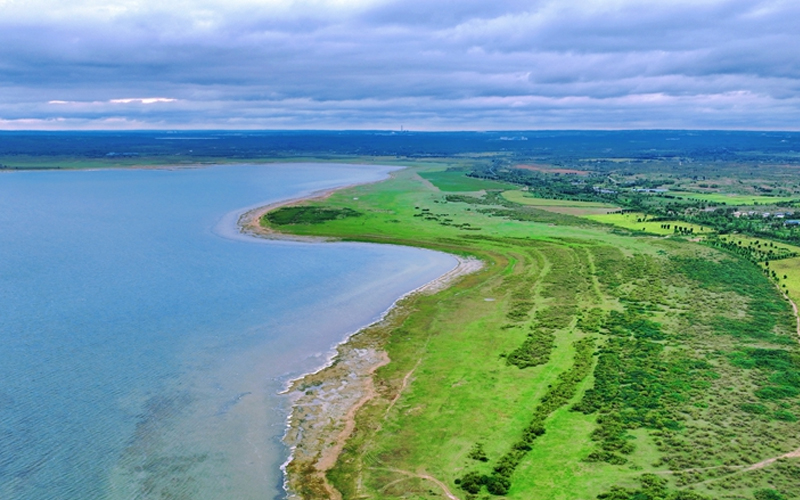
[0, 164, 456, 500]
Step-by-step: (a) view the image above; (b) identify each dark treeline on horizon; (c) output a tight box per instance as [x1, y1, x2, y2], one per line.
[1, 130, 799, 165]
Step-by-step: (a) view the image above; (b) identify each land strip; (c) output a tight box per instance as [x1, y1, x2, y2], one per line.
[259, 165, 800, 500]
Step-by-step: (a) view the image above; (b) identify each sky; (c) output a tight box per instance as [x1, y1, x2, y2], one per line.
[1, 0, 799, 130]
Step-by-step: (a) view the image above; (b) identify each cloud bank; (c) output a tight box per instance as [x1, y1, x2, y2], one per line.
[1, 0, 798, 130]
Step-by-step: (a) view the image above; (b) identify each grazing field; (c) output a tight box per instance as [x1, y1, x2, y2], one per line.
[768, 258, 800, 302]
[418, 169, 518, 192]
[584, 212, 713, 236]
[501, 190, 619, 215]
[667, 191, 797, 206]
[268, 165, 800, 500]
[716, 234, 800, 258]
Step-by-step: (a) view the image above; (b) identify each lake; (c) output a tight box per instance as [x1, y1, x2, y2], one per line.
[0, 163, 456, 500]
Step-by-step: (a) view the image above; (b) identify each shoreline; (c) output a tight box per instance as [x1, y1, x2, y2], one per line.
[278, 254, 481, 500]
[236, 177, 483, 500]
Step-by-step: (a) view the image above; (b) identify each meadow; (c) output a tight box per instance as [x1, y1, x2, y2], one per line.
[667, 191, 797, 206]
[266, 166, 800, 500]
[583, 212, 713, 236]
[500, 190, 619, 216]
[418, 169, 518, 192]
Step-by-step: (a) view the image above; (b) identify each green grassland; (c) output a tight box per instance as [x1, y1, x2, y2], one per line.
[501, 190, 620, 216]
[418, 169, 518, 192]
[265, 166, 800, 500]
[666, 191, 797, 206]
[770, 257, 800, 302]
[583, 212, 713, 236]
[718, 234, 800, 256]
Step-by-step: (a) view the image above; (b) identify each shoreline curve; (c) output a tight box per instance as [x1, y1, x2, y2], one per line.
[235, 173, 483, 499]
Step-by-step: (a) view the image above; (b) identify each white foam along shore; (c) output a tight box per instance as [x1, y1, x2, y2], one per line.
[234, 176, 483, 499]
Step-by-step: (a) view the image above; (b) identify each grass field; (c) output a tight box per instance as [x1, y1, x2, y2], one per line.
[714, 234, 800, 297]
[717, 234, 800, 256]
[418, 169, 518, 192]
[667, 190, 797, 206]
[583, 212, 713, 235]
[266, 165, 800, 500]
[770, 257, 800, 302]
[501, 190, 620, 216]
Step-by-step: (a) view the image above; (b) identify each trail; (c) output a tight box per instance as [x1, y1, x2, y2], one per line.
[746, 446, 800, 471]
[374, 468, 461, 500]
[383, 358, 422, 419]
[787, 293, 800, 339]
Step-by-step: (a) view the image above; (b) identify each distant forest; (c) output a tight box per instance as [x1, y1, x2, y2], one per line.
[1, 130, 799, 166]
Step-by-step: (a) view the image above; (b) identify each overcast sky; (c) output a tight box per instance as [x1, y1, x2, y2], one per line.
[1, 0, 798, 130]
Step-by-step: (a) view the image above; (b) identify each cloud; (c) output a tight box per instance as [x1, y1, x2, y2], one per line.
[48, 98, 177, 104]
[108, 98, 177, 104]
[0, 0, 799, 129]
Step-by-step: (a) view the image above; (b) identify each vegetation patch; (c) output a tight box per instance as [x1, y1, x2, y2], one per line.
[460, 337, 596, 495]
[419, 168, 516, 192]
[263, 205, 362, 225]
[506, 328, 556, 368]
[597, 473, 709, 500]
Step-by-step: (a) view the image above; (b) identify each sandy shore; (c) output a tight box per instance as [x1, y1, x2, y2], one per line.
[236, 180, 483, 499]
[238, 184, 352, 242]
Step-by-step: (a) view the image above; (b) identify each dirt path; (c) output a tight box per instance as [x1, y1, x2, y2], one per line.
[787, 294, 800, 338]
[659, 445, 800, 485]
[746, 446, 800, 471]
[314, 351, 391, 500]
[384, 358, 422, 419]
[375, 468, 461, 500]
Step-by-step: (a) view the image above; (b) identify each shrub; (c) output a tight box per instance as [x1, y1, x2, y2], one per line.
[754, 489, 787, 500]
[468, 442, 489, 462]
[773, 410, 797, 422]
[264, 206, 362, 225]
[755, 386, 799, 400]
[740, 403, 769, 415]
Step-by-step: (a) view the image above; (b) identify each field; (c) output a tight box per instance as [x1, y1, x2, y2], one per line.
[583, 212, 713, 236]
[770, 258, 800, 302]
[418, 169, 518, 192]
[665, 191, 797, 206]
[268, 165, 800, 500]
[501, 190, 619, 216]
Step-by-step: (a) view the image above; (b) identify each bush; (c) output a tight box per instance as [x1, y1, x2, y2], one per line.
[754, 489, 787, 500]
[740, 403, 769, 414]
[755, 386, 799, 400]
[264, 206, 362, 225]
[468, 442, 489, 462]
[506, 329, 555, 369]
[773, 410, 797, 422]
[486, 475, 511, 495]
[458, 472, 485, 494]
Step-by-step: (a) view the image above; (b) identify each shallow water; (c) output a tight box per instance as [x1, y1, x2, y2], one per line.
[0, 164, 456, 500]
